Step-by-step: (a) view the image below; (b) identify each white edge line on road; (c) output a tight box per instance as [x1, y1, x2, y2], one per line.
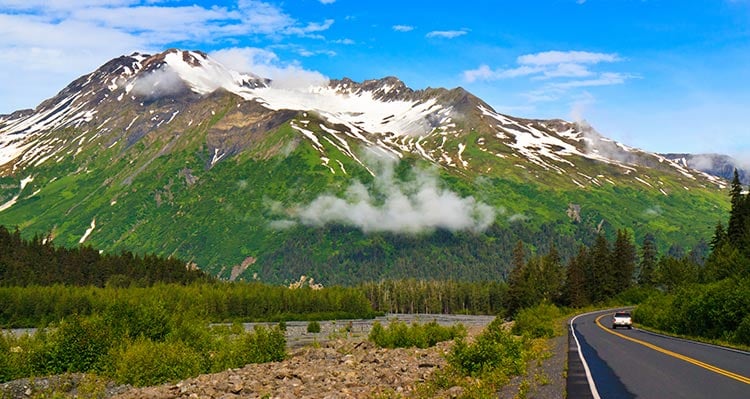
[570, 310, 605, 399]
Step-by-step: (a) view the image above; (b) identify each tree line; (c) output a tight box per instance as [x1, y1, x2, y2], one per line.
[0, 282, 376, 328]
[0, 225, 209, 287]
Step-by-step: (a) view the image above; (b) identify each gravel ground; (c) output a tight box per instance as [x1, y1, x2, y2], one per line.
[1, 314, 571, 398]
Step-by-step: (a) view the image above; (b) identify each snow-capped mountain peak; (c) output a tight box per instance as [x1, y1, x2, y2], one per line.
[0, 49, 728, 191]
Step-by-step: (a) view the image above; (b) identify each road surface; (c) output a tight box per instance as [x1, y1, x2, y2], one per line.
[569, 309, 750, 398]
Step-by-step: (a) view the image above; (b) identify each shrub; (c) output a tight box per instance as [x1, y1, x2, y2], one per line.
[511, 303, 562, 338]
[447, 317, 525, 377]
[307, 320, 321, 333]
[733, 314, 750, 346]
[368, 320, 465, 349]
[103, 301, 170, 341]
[111, 339, 203, 386]
[42, 314, 114, 374]
[210, 325, 286, 371]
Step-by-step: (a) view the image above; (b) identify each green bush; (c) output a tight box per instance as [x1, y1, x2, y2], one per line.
[0, 331, 48, 381]
[511, 303, 562, 338]
[634, 277, 750, 343]
[447, 317, 525, 377]
[210, 325, 286, 372]
[368, 320, 465, 349]
[733, 314, 750, 346]
[42, 314, 115, 374]
[307, 320, 321, 333]
[103, 301, 170, 341]
[111, 339, 204, 386]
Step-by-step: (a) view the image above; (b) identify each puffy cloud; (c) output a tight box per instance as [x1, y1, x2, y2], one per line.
[0, 0, 334, 112]
[463, 50, 622, 84]
[210, 47, 329, 89]
[283, 155, 496, 234]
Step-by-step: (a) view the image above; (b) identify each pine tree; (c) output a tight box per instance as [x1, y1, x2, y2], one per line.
[589, 233, 613, 302]
[506, 241, 529, 314]
[709, 222, 728, 251]
[638, 234, 658, 286]
[612, 229, 636, 292]
[727, 169, 746, 247]
[538, 243, 565, 304]
[564, 245, 589, 307]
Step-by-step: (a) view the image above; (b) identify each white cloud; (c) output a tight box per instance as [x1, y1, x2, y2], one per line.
[462, 50, 630, 103]
[319, 0, 336, 4]
[0, 1, 335, 112]
[462, 51, 622, 84]
[426, 30, 467, 39]
[287, 155, 496, 234]
[210, 47, 329, 90]
[517, 50, 620, 66]
[549, 72, 629, 89]
[463, 64, 544, 83]
[539, 63, 594, 79]
[393, 25, 414, 32]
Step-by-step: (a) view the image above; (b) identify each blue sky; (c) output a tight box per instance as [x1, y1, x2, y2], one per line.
[1, 0, 748, 160]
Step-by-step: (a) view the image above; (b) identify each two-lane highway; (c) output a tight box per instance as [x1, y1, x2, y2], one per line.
[570, 309, 750, 398]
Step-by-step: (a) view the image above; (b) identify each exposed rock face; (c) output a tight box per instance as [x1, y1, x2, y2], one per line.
[112, 339, 452, 399]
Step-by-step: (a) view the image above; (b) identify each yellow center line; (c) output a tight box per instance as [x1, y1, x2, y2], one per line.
[594, 314, 750, 385]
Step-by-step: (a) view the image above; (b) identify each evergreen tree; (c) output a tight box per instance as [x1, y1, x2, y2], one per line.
[709, 222, 728, 251]
[538, 243, 565, 304]
[704, 241, 746, 282]
[727, 169, 746, 247]
[588, 233, 613, 302]
[506, 241, 529, 314]
[564, 245, 589, 307]
[612, 229, 636, 292]
[638, 234, 658, 287]
[655, 256, 700, 292]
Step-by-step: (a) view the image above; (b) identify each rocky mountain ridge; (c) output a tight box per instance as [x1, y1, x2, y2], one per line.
[0, 49, 731, 282]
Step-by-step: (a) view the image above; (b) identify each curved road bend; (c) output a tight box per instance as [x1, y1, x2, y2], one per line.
[569, 309, 750, 398]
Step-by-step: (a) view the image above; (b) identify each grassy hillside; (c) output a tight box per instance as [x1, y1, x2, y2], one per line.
[0, 99, 730, 284]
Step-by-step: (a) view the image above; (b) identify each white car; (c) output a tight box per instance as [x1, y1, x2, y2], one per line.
[612, 311, 633, 329]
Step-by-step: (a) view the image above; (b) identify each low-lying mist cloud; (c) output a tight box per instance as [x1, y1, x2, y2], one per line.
[130, 68, 188, 99]
[281, 158, 496, 234]
[576, 120, 638, 164]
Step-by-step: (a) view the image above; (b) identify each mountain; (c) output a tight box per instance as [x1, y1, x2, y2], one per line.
[662, 153, 749, 185]
[0, 49, 730, 284]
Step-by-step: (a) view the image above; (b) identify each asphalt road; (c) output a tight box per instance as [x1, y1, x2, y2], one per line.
[570, 309, 750, 398]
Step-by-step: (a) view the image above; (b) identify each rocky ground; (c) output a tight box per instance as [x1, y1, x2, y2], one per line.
[114, 339, 452, 399]
[1, 315, 569, 398]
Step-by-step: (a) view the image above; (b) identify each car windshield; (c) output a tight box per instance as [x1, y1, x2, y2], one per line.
[614, 312, 631, 317]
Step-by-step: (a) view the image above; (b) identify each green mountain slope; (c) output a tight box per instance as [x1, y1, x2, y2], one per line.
[0, 50, 729, 284]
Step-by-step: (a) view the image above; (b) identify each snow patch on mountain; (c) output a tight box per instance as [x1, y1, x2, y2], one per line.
[0, 175, 33, 212]
[79, 218, 96, 244]
[243, 85, 448, 138]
